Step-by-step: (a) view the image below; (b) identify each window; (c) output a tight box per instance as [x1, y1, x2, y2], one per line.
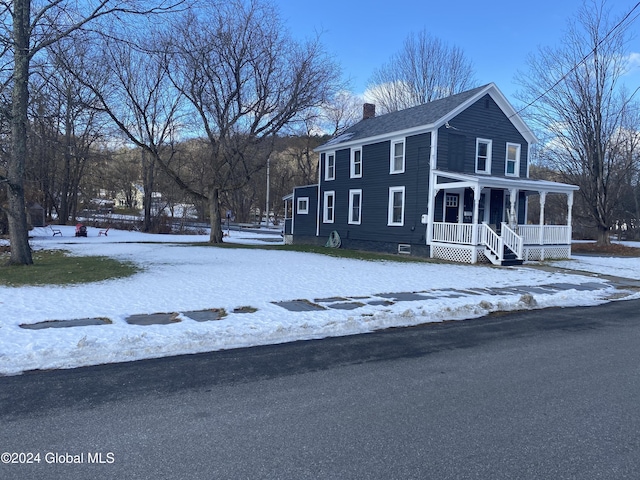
[348, 189, 362, 225]
[390, 140, 405, 174]
[387, 186, 405, 226]
[505, 143, 521, 176]
[351, 148, 362, 178]
[475, 138, 492, 174]
[323, 191, 335, 223]
[325, 153, 335, 181]
[296, 197, 309, 214]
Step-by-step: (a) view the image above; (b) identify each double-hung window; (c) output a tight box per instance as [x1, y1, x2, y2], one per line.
[323, 191, 335, 223]
[351, 148, 362, 178]
[505, 143, 521, 176]
[475, 138, 492, 174]
[390, 140, 405, 174]
[348, 189, 362, 225]
[297, 197, 309, 214]
[387, 186, 405, 226]
[325, 153, 335, 181]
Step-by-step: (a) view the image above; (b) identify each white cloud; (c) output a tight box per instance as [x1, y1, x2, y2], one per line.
[623, 52, 640, 75]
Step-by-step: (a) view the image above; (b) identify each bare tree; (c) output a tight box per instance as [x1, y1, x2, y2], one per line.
[57, 24, 189, 232]
[34, 47, 108, 224]
[165, 0, 342, 242]
[280, 91, 359, 187]
[516, 0, 639, 245]
[367, 29, 476, 114]
[0, 0, 183, 265]
[608, 113, 640, 239]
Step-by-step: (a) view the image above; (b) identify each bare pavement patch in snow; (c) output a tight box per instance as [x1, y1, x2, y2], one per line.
[1, 225, 639, 376]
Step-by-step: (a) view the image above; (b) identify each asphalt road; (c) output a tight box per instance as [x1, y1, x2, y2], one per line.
[1, 299, 640, 480]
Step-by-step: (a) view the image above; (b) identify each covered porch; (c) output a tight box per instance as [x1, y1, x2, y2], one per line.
[427, 171, 579, 265]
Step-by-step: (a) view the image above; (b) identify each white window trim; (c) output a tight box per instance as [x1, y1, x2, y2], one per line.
[390, 139, 405, 174]
[323, 191, 335, 223]
[296, 197, 309, 214]
[505, 143, 521, 177]
[387, 186, 405, 226]
[348, 189, 362, 225]
[475, 138, 492, 174]
[325, 152, 335, 181]
[350, 148, 362, 178]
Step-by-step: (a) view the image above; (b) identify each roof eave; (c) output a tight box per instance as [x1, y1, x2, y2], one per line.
[314, 124, 437, 153]
[433, 170, 579, 193]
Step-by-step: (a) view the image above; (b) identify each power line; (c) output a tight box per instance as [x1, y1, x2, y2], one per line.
[514, 1, 640, 117]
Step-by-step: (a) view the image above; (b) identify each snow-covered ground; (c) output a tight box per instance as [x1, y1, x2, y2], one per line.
[1, 225, 638, 376]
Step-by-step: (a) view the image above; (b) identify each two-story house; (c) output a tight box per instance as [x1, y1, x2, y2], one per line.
[284, 83, 578, 265]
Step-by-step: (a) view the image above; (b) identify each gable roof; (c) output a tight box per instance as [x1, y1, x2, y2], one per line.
[316, 83, 537, 152]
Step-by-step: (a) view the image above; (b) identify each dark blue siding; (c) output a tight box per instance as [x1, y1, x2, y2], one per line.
[437, 94, 528, 177]
[292, 185, 318, 236]
[317, 132, 431, 249]
[434, 191, 444, 222]
[518, 191, 526, 224]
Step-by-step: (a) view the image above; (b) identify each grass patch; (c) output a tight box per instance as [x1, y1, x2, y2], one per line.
[183, 241, 438, 263]
[0, 250, 139, 286]
[233, 306, 258, 314]
[572, 242, 640, 257]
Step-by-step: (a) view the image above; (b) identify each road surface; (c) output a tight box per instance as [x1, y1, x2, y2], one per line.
[1, 299, 639, 479]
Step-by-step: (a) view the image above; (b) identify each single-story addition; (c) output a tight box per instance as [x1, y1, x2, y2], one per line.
[283, 83, 579, 265]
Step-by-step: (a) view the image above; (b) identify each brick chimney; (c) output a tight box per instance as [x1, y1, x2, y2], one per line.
[363, 103, 376, 120]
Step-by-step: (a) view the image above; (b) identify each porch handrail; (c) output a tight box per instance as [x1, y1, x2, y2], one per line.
[501, 222, 524, 259]
[481, 223, 503, 261]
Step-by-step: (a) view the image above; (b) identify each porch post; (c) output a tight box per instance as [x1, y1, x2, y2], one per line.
[427, 185, 437, 245]
[567, 191, 574, 245]
[509, 188, 517, 227]
[539, 191, 546, 260]
[539, 191, 546, 246]
[472, 186, 480, 242]
[471, 186, 481, 263]
[285, 197, 291, 234]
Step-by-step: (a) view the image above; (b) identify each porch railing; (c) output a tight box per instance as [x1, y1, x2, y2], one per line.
[501, 223, 524, 259]
[480, 224, 502, 260]
[432, 222, 475, 244]
[433, 223, 572, 246]
[518, 225, 571, 245]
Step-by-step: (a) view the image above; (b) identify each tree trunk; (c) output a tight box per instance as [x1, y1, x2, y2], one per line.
[59, 93, 73, 224]
[7, 0, 33, 265]
[208, 187, 223, 243]
[142, 150, 155, 232]
[595, 225, 610, 246]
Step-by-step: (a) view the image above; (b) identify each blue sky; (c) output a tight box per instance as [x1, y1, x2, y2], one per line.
[276, 0, 640, 104]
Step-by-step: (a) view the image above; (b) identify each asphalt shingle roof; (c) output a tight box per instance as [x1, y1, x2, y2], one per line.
[321, 84, 491, 149]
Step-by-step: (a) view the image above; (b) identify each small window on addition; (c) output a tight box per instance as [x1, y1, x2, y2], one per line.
[297, 197, 309, 214]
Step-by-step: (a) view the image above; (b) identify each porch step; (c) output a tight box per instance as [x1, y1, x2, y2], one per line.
[501, 258, 524, 267]
[484, 247, 524, 267]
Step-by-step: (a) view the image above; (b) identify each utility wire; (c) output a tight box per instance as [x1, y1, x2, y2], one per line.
[514, 1, 640, 117]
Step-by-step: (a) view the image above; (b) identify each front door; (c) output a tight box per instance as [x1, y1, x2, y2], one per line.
[445, 193, 459, 223]
[489, 190, 504, 228]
